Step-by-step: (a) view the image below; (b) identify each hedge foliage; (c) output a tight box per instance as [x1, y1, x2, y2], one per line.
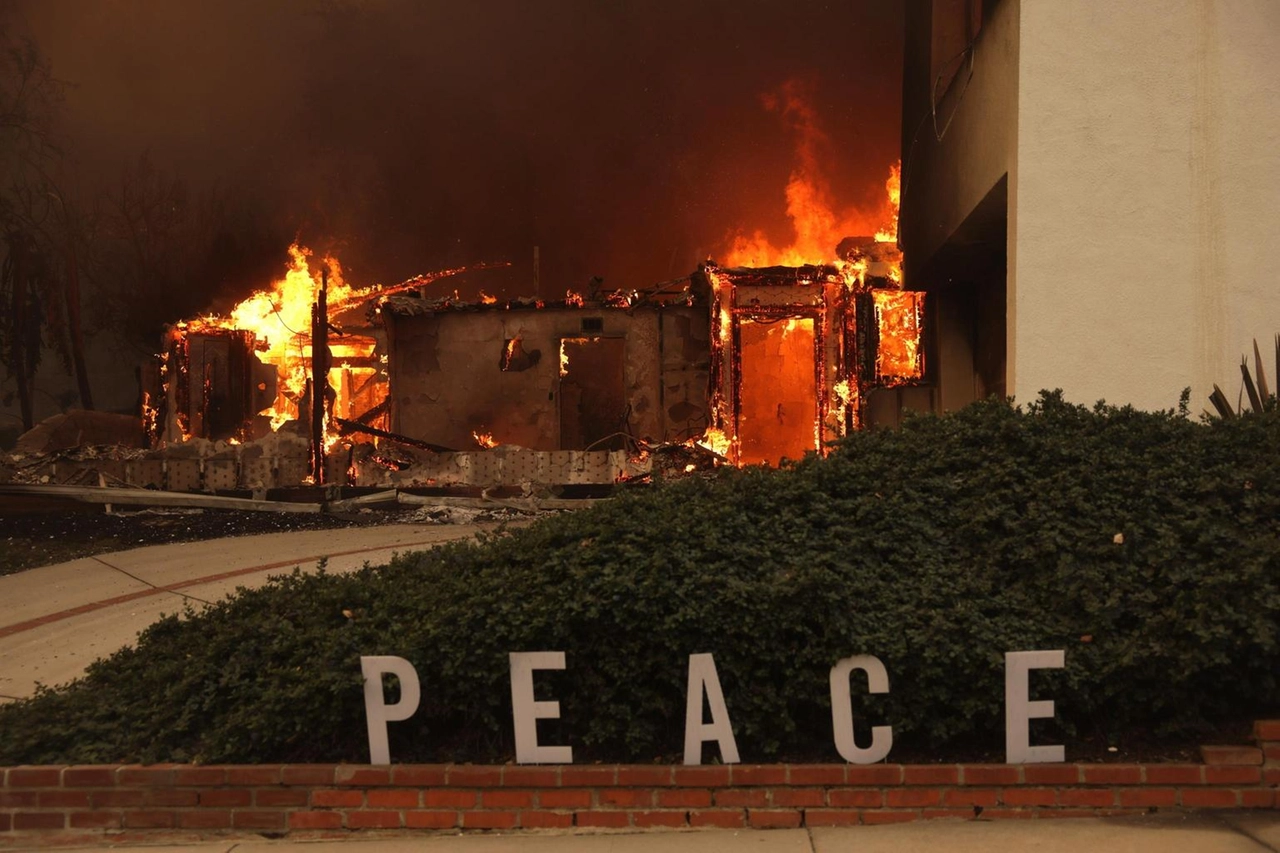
[2, 392, 1278, 765]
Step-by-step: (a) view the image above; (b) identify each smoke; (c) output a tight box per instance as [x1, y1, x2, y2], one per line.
[6, 0, 903, 301]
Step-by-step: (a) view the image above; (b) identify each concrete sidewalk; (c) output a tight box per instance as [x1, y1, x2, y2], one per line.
[5, 814, 1279, 851]
[0, 522, 502, 701]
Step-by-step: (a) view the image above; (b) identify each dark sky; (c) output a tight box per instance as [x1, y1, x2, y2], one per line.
[8, 0, 903, 303]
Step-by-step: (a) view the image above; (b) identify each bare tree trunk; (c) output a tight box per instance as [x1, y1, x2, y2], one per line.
[6, 241, 34, 431]
[62, 237, 93, 410]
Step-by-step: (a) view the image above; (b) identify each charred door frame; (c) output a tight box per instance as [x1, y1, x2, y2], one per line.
[555, 333, 628, 451]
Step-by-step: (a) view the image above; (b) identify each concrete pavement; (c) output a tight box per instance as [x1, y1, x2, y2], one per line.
[0, 522, 506, 701]
[3, 814, 1279, 851]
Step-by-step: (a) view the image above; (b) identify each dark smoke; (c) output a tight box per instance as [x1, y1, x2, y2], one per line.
[8, 0, 902, 302]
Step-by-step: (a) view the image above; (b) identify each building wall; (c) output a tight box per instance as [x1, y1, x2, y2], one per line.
[904, 0, 1280, 413]
[385, 305, 709, 451]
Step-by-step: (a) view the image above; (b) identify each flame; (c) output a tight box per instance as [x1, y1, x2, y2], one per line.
[480, 291, 497, 305]
[472, 430, 498, 449]
[697, 427, 732, 457]
[565, 290, 585, 307]
[872, 289, 926, 384]
[559, 336, 593, 377]
[724, 82, 900, 269]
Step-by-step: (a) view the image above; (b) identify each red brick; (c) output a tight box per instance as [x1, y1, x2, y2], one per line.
[673, 766, 731, 787]
[63, 765, 116, 787]
[903, 765, 960, 785]
[369, 789, 421, 808]
[69, 811, 123, 829]
[1118, 788, 1177, 808]
[862, 810, 919, 825]
[771, 788, 826, 807]
[981, 808, 1037, 819]
[1058, 788, 1116, 807]
[8, 768, 63, 787]
[1264, 745, 1280, 763]
[147, 789, 198, 807]
[576, 811, 630, 828]
[199, 789, 252, 807]
[963, 765, 1020, 785]
[178, 810, 233, 829]
[313, 789, 365, 808]
[616, 766, 672, 786]
[1205, 766, 1261, 785]
[404, 810, 459, 828]
[1024, 765, 1080, 784]
[690, 808, 744, 828]
[521, 810, 575, 828]
[1002, 787, 1056, 807]
[1181, 788, 1239, 808]
[503, 767, 559, 787]
[390, 766, 447, 786]
[803, 808, 860, 826]
[91, 790, 146, 808]
[173, 767, 227, 786]
[226, 767, 282, 785]
[922, 809, 975, 820]
[425, 789, 478, 808]
[657, 788, 711, 808]
[0, 791, 36, 807]
[1201, 745, 1263, 766]
[715, 788, 769, 807]
[482, 789, 535, 808]
[560, 766, 617, 787]
[1253, 720, 1280, 742]
[449, 766, 505, 787]
[462, 811, 519, 829]
[1145, 765, 1203, 785]
[749, 808, 801, 828]
[234, 811, 287, 830]
[886, 788, 942, 808]
[540, 789, 591, 808]
[14, 812, 65, 830]
[943, 788, 999, 807]
[632, 810, 688, 827]
[282, 765, 335, 786]
[789, 765, 846, 785]
[846, 765, 902, 785]
[1266, 768, 1280, 785]
[0, 814, 10, 832]
[599, 788, 651, 808]
[289, 811, 344, 829]
[1241, 788, 1275, 808]
[38, 790, 91, 808]
[122, 810, 175, 828]
[334, 765, 391, 786]
[255, 789, 309, 808]
[1081, 764, 1143, 784]
[345, 810, 402, 829]
[828, 788, 883, 808]
[116, 765, 178, 786]
[731, 765, 787, 786]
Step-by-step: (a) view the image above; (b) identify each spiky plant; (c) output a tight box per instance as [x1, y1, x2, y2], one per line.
[1208, 336, 1279, 418]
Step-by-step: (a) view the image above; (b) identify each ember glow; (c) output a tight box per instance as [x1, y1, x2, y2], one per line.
[472, 430, 498, 449]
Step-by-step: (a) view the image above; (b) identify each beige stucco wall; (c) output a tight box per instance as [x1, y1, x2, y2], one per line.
[1014, 0, 1280, 411]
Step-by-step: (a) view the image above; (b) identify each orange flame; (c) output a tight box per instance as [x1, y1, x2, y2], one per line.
[724, 81, 900, 269]
[472, 430, 498, 449]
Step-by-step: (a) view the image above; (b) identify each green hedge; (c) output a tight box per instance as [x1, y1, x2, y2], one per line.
[2, 392, 1278, 764]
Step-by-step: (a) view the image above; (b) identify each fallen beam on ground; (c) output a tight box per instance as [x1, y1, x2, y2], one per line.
[333, 418, 455, 453]
[0, 484, 323, 513]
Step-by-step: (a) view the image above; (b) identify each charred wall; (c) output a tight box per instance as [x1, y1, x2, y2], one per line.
[384, 304, 709, 452]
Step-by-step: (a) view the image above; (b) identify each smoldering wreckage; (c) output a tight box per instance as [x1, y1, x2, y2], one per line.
[1, 182, 926, 517]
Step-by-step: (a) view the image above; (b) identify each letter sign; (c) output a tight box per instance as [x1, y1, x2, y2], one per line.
[509, 651, 573, 764]
[830, 655, 893, 763]
[683, 653, 740, 765]
[360, 655, 421, 765]
[1005, 649, 1065, 764]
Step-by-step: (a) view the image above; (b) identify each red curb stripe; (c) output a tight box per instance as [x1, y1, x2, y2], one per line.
[0, 539, 445, 640]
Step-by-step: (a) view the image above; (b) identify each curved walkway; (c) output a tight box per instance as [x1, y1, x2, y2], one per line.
[0, 522, 504, 703]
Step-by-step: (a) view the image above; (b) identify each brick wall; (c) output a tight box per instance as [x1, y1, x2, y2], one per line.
[2, 721, 1276, 837]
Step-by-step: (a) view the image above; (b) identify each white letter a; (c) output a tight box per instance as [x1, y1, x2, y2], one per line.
[683, 653, 740, 765]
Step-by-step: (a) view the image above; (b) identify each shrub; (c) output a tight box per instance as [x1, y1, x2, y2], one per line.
[1, 391, 1278, 764]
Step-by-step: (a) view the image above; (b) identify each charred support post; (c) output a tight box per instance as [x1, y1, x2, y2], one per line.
[310, 267, 330, 484]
